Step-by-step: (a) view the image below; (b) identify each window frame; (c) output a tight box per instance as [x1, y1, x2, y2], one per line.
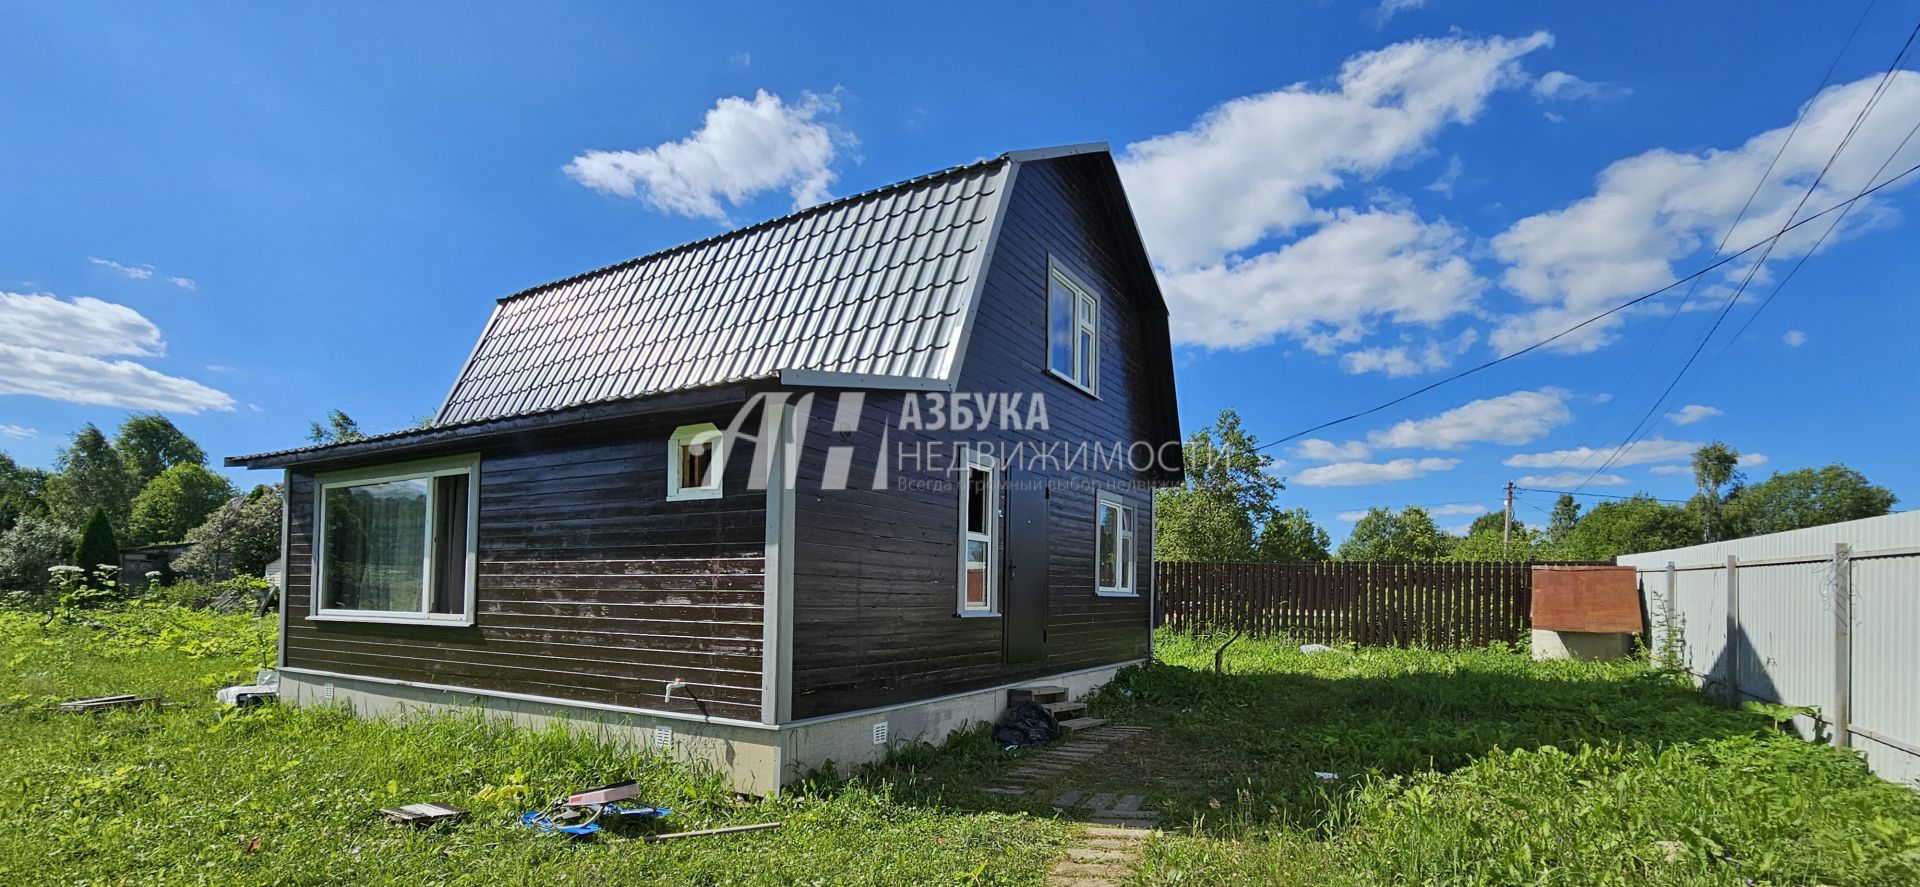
[667, 423, 725, 501]
[1046, 257, 1101, 397]
[1094, 490, 1137, 598]
[955, 447, 1000, 617]
[310, 454, 480, 627]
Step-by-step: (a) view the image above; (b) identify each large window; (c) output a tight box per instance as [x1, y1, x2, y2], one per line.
[957, 448, 998, 615]
[1047, 261, 1100, 395]
[1095, 491, 1135, 597]
[668, 423, 724, 501]
[314, 456, 477, 625]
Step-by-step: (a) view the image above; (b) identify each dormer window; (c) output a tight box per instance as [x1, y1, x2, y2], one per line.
[668, 423, 723, 500]
[1047, 260, 1099, 396]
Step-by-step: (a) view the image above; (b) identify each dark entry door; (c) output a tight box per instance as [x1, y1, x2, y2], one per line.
[1004, 475, 1049, 664]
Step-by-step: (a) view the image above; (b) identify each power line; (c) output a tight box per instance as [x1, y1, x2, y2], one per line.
[1539, 0, 1880, 478]
[1514, 487, 1689, 505]
[1571, 18, 1920, 492]
[1253, 158, 1920, 452]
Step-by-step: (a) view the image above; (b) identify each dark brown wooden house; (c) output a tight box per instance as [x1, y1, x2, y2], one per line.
[229, 143, 1182, 792]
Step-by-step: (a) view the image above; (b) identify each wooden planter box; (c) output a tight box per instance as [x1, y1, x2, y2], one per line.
[1530, 565, 1641, 634]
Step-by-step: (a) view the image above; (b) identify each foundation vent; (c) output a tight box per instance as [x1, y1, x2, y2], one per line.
[654, 725, 673, 750]
[321, 683, 334, 703]
[873, 721, 889, 746]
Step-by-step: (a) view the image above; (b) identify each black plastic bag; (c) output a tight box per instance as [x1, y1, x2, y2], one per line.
[991, 700, 1060, 749]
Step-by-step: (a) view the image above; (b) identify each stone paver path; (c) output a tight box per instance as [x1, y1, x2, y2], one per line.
[1046, 825, 1155, 887]
[979, 725, 1151, 797]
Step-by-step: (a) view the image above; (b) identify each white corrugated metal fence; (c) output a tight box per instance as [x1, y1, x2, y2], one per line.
[1618, 511, 1920, 786]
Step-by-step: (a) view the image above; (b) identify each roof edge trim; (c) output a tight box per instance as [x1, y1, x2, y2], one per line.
[776, 369, 953, 392]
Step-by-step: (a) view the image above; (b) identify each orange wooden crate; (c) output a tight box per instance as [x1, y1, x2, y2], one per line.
[1530, 566, 1641, 633]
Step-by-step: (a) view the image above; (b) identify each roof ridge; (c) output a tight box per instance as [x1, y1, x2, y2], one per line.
[494, 154, 1013, 306]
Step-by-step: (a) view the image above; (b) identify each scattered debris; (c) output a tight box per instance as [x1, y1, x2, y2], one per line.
[382, 803, 471, 826]
[644, 822, 782, 842]
[1313, 771, 1340, 783]
[993, 701, 1061, 750]
[238, 835, 264, 854]
[520, 780, 670, 837]
[1654, 840, 1686, 862]
[59, 694, 158, 713]
[1300, 643, 1335, 654]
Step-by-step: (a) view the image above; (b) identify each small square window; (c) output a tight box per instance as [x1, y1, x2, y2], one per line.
[668, 423, 724, 501]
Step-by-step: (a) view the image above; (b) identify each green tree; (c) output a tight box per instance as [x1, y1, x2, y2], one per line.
[126, 463, 237, 547]
[0, 452, 50, 535]
[72, 506, 120, 571]
[1337, 506, 1450, 562]
[1555, 495, 1698, 561]
[1450, 524, 1542, 562]
[1256, 507, 1332, 562]
[1690, 441, 1744, 542]
[307, 409, 366, 445]
[1546, 493, 1580, 545]
[0, 516, 72, 593]
[114, 413, 206, 487]
[1724, 464, 1896, 536]
[1154, 408, 1287, 561]
[173, 485, 283, 577]
[1465, 512, 1510, 537]
[43, 425, 132, 534]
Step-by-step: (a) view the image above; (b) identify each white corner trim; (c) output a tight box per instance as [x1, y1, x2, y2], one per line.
[761, 400, 796, 725]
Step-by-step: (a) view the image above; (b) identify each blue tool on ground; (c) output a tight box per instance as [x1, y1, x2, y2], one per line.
[518, 780, 670, 837]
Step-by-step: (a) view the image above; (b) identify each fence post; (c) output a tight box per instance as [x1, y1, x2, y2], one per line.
[1725, 555, 1740, 700]
[1833, 543, 1852, 749]
[1663, 561, 1677, 668]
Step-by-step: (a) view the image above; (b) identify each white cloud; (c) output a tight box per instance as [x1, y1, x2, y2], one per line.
[1518, 471, 1628, 486]
[1336, 510, 1371, 522]
[168, 276, 197, 291]
[0, 291, 232, 413]
[1294, 438, 1372, 461]
[0, 424, 35, 439]
[565, 89, 848, 222]
[1489, 71, 1920, 356]
[1783, 329, 1807, 347]
[1296, 457, 1459, 486]
[1159, 209, 1487, 350]
[1665, 404, 1722, 426]
[1505, 436, 1697, 468]
[1739, 452, 1769, 468]
[1341, 328, 1479, 377]
[1532, 71, 1627, 102]
[1649, 464, 1690, 476]
[1431, 503, 1488, 516]
[1367, 387, 1572, 451]
[1372, 0, 1425, 27]
[88, 256, 153, 280]
[1120, 31, 1550, 270]
[729, 51, 751, 67]
[1425, 154, 1464, 196]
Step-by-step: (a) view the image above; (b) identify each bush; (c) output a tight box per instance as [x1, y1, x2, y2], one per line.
[146, 576, 271, 612]
[0, 516, 73, 596]
[72, 507, 119, 575]
[173, 485, 282, 578]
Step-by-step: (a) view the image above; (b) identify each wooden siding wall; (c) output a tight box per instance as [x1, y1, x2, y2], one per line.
[282, 418, 767, 722]
[786, 156, 1169, 719]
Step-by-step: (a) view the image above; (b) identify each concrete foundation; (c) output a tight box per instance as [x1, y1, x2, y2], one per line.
[279, 660, 1137, 794]
[1530, 629, 1634, 661]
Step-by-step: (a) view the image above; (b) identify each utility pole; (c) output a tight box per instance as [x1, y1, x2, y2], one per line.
[1502, 481, 1515, 545]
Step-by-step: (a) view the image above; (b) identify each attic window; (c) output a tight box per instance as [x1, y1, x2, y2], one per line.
[1047, 261, 1099, 396]
[668, 423, 724, 501]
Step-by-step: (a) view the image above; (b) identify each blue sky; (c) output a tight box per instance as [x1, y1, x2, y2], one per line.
[3, 1, 1917, 541]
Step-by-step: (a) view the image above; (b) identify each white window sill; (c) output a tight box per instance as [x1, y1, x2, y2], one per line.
[667, 486, 723, 501]
[1095, 590, 1139, 598]
[957, 610, 1002, 618]
[308, 611, 475, 628]
[1045, 367, 1099, 399]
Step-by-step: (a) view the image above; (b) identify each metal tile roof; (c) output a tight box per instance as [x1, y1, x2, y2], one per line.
[434, 156, 1018, 426]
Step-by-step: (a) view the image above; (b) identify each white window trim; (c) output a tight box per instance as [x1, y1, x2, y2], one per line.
[956, 447, 1000, 617]
[1095, 490, 1137, 598]
[667, 422, 725, 501]
[311, 454, 479, 627]
[1046, 257, 1100, 398]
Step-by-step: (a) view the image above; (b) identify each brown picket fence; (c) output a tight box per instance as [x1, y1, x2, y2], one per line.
[1154, 561, 1535, 648]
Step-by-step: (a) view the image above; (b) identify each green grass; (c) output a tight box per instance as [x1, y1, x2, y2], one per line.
[3, 609, 1917, 885]
[0, 608, 1067, 885]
